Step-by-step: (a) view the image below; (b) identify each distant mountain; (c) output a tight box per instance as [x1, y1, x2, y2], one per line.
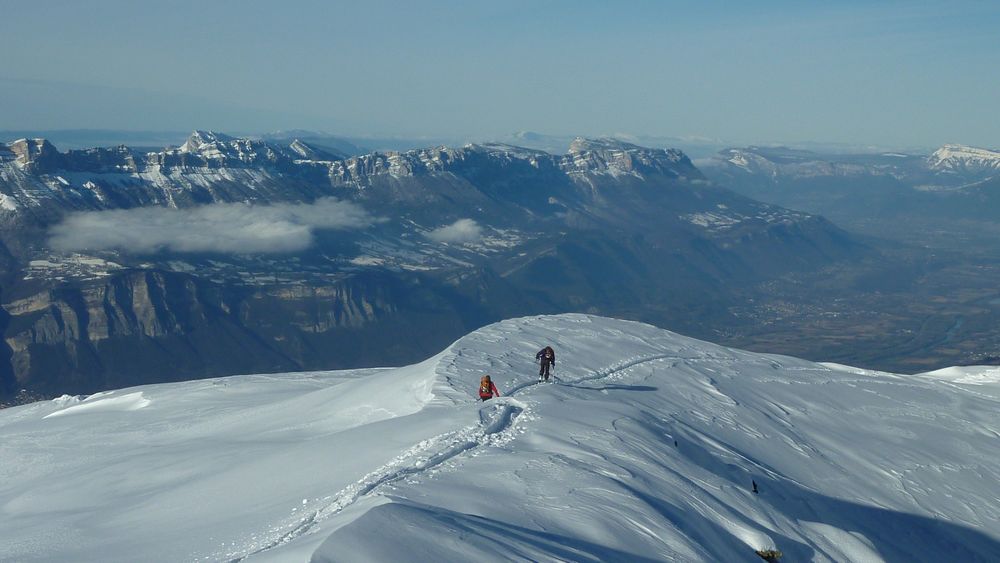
[927, 144, 1000, 176]
[264, 131, 472, 155]
[701, 143, 1000, 246]
[0, 132, 865, 401]
[495, 131, 732, 160]
[709, 143, 1000, 190]
[262, 130, 370, 157]
[0, 129, 191, 151]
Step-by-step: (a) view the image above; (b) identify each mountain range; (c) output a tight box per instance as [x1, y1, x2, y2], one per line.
[0, 132, 863, 402]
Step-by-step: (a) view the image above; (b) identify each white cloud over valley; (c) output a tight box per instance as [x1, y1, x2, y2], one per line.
[425, 219, 483, 244]
[49, 198, 376, 254]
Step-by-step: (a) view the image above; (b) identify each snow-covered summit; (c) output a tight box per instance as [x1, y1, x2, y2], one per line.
[178, 130, 237, 153]
[927, 143, 1000, 173]
[2, 314, 998, 562]
[565, 137, 696, 179]
[174, 130, 277, 163]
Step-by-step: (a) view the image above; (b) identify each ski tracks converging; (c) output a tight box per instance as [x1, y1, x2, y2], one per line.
[226, 351, 680, 561]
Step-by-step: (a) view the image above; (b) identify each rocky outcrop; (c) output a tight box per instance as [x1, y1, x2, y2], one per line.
[5, 271, 231, 390]
[1, 269, 483, 397]
[563, 137, 700, 179]
[8, 139, 64, 172]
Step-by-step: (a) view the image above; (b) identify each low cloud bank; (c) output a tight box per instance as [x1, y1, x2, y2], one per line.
[49, 198, 376, 254]
[426, 219, 483, 244]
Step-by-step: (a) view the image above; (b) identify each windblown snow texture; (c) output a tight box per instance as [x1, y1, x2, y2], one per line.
[1, 314, 998, 562]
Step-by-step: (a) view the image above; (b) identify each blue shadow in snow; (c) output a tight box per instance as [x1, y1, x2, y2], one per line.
[559, 383, 659, 392]
[662, 418, 1000, 562]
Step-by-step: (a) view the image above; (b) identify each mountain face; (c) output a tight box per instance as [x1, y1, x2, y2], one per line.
[927, 144, 1000, 175]
[2, 315, 998, 561]
[0, 132, 865, 401]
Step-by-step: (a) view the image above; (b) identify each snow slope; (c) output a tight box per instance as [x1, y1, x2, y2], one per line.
[2, 314, 999, 562]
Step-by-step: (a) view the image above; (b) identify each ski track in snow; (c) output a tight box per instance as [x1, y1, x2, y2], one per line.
[227, 352, 677, 561]
[226, 402, 526, 562]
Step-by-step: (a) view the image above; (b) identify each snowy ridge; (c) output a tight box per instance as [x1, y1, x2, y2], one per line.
[927, 143, 1000, 174]
[917, 365, 1000, 387]
[713, 147, 899, 180]
[2, 314, 999, 562]
[0, 132, 699, 207]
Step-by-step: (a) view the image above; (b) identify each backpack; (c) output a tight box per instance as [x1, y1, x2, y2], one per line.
[480, 376, 492, 397]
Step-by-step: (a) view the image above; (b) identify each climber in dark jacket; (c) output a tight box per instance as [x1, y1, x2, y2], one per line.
[535, 346, 555, 381]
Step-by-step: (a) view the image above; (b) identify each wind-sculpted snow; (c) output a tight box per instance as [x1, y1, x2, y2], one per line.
[42, 391, 151, 418]
[1, 314, 999, 562]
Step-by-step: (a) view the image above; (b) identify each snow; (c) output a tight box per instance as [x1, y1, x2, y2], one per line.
[2, 314, 999, 562]
[25, 254, 124, 281]
[82, 180, 105, 202]
[43, 392, 151, 419]
[0, 192, 18, 211]
[684, 211, 741, 228]
[349, 256, 386, 266]
[928, 144, 1000, 171]
[917, 365, 1000, 386]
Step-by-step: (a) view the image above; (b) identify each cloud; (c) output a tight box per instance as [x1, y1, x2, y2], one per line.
[425, 219, 483, 244]
[49, 198, 376, 254]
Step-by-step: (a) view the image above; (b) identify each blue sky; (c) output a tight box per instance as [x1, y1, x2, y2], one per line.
[1, 0, 998, 148]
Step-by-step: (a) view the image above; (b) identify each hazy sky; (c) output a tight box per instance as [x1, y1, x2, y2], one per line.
[2, 0, 998, 148]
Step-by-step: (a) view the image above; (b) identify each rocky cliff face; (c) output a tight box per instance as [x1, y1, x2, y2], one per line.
[2, 268, 482, 396]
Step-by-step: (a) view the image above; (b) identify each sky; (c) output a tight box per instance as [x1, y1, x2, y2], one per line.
[1, 0, 998, 149]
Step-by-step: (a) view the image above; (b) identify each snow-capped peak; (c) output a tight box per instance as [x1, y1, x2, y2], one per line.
[179, 130, 236, 153]
[927, 143, 1000, 173]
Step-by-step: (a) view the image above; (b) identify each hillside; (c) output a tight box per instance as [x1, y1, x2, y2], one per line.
[2, 314, 998, 562]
